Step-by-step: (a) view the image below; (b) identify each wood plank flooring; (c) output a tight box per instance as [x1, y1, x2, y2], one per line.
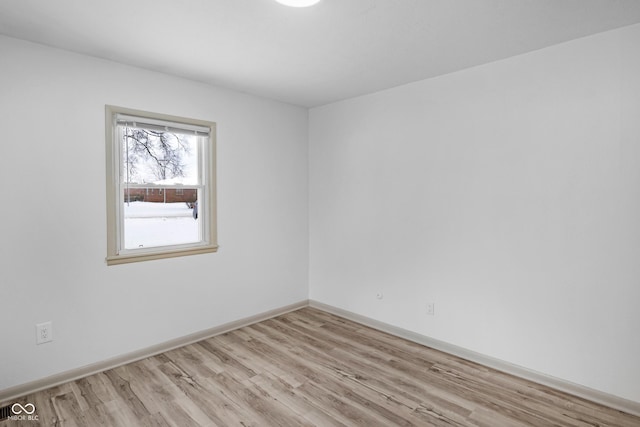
[2, 307, 639, 426]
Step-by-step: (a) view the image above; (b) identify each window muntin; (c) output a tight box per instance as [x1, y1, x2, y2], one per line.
[106, 106, 217, 265]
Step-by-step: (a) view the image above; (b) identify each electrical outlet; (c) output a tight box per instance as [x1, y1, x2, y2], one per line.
[36, 321, 53, 345]
[426, 303, 435, 316]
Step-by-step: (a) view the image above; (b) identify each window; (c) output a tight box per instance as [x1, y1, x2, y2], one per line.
[105, 105, 217, 265]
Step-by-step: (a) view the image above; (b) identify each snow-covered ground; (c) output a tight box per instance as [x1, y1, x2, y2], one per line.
[124, 201, 194, 218]
[123, 202, 199, 249]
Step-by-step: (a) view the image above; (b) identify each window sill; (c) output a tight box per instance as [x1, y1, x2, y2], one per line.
[106, 244, 219, 266]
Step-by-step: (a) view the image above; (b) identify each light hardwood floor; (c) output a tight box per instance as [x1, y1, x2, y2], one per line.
[2, 307, 639, 426]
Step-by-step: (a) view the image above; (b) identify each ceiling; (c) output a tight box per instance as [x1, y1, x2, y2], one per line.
[2, 0, 640, 107]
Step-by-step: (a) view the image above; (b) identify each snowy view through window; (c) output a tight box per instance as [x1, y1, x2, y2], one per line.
[122, 126, 201, 249]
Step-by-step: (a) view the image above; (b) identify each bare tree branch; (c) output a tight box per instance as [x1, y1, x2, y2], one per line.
[123, 128, 190, 182]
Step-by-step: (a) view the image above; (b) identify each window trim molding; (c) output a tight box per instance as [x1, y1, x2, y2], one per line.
[105, 105, 218, 266]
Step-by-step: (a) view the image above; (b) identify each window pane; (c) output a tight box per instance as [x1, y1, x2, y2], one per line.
[106, 105, 217, 265]
[123, 201, 199, 249]
[121, 127, 199, 185]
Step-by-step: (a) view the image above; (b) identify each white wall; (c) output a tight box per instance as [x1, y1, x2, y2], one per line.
[309, 24, 640, 403]
[0, 36, 308, 390]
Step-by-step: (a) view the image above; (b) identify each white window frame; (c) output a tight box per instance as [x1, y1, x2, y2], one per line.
[105, 105, 218, 265]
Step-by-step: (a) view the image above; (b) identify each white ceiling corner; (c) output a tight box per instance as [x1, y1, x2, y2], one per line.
[1, 0, 640, 107]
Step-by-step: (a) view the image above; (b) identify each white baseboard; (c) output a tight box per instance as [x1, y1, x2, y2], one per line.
[308, 300, 640, 418]
[0, 300, 309, 405]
